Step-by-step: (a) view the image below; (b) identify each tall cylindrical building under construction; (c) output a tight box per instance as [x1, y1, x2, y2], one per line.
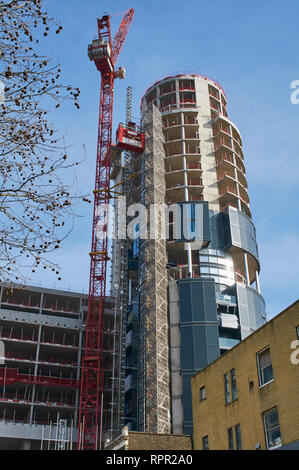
[111, 74, 266, 437]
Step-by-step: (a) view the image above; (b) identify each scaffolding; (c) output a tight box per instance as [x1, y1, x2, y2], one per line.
[40, 414, 74, 450]
[138, 104, 171, 433]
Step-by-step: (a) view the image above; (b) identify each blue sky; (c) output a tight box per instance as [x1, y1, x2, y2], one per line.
[28, 0, 299, 319]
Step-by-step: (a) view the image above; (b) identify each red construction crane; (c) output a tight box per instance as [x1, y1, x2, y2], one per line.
[78, 8, 135, 450]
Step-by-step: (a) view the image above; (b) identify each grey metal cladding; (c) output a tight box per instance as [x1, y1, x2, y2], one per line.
[223, 206, 259, 261]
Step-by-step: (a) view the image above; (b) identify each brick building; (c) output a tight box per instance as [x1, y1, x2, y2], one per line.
[191, 300, 299, 450]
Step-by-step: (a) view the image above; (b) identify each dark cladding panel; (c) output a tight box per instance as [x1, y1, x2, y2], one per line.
[178, 278, 220, 434]
[176, 201, 210, 245]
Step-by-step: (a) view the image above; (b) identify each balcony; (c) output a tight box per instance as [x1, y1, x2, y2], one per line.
[160, 101, 197, 113]
[179, 79, 195, 91]
[159, 83, 176, 96]
[167, 264, 200, 280]
[218, 185, 238, 208]
[208, 84, 220, 100]
[186, 162, 202, 171]
[214, 137, 232, 153]
[217, 170, 236, 185]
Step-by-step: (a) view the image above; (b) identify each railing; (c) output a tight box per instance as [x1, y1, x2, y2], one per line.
[4, 351, 78, 367]
[186, 162, 201, 170]
[184, 118, 198, 125]
[160, 102, 197, 113]
[0, 333, 79, 348]
[214, 138, 232, 151]
[234, 268, 246, 284]
[219, 186, 237, 196]
[166, 182, 184, 190]
[179, 86, 196, 91]
[216, 155, 234, 166]
[187, 178, 203, 186]
[209, 87, 220, 99]
[217, 170, 235, 181]
[159, 88, 176, 96]
[166, 166, 183, 173]
[167, 264, 200, 280]
[0, 393, 76, 408]
[164, 135, 181, 143]
[184, 133, 199, 140]
[213, 126, 231, 137]
[0, 368, 79, 388]
[210, 101, 221, 112]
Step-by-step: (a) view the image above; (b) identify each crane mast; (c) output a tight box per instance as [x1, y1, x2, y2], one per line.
[78, 9, 134, 450]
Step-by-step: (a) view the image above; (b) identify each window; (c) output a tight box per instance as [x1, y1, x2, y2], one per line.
[228, 427, 234, 450]
[224, 369, 237, 404]
[200, 386, 206, 401]
[230, 369, 238, 401]
[202, 435, 209, 450]
[263, 407, 282, 449]
[257, 347, 274, 386]
[235, 424, 242, 450]
[224, 373, 231, 404]
[297, 326, 299, 339]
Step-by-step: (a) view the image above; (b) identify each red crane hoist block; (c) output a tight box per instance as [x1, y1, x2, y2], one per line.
[116, 123, 145, 154]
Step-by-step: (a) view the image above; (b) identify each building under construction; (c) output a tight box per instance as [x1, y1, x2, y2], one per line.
[0, 8, 267, 449]
[0, 282, 118, 450]
[111, 74, 266, 436]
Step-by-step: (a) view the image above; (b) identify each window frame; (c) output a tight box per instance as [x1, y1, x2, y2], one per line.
[228, 427, 234, 450]
[202, 435, 209, 450]
[230, 368, 238, 401]
[235, 424, 242, 450]
[263, 407, 282, 450]
[257, 346, 274, 387]
[199, 386, 206, 402]
[224, 372, 231, 405]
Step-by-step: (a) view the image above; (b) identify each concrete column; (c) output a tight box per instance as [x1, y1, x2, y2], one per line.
[74, 327, 83, 429]
[175, 79, 180, 109]
[243, 252, 250, 285]
[230, 126, 241, 211]
[256, 270, 261, 294]
[29, 324, 42, 424]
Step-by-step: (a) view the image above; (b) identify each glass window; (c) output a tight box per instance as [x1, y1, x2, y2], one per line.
[224, 373, 231, 404]
[200, 267, 210, 274]
[235, 424, 242, 450]
[228, 427, 234, 450]
[297, 326, 299, 339]
[257, 347, 274, 386]
[230, 369, 238, 401]
[202, 435, 209, 450]
[200, 386, 206, 401]
[263, 407, 282, 449]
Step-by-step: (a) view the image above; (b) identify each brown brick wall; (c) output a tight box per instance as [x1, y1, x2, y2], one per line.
[191, 301, 299, 450]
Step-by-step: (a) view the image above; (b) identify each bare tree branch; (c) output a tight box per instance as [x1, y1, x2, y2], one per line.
[0, 0, 91, 283]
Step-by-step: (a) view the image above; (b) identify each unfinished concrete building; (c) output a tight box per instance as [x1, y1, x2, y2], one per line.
[0, 282, 118, 449]
[111, 74, 266, 436]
